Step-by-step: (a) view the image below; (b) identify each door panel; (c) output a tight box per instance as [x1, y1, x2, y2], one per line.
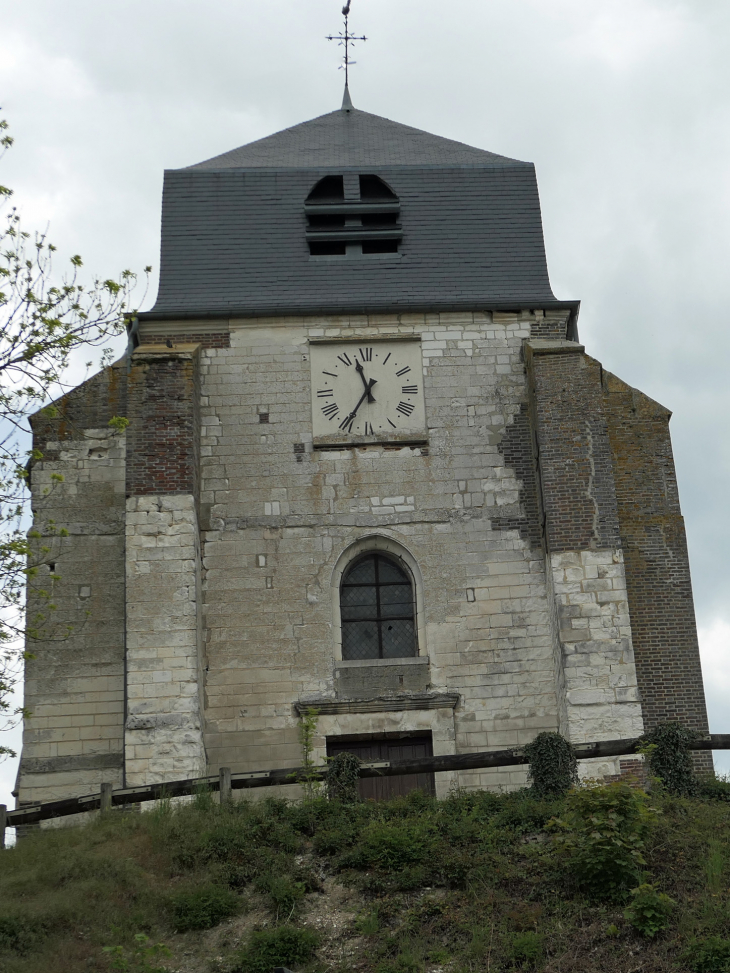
[326, 734, 435, 800]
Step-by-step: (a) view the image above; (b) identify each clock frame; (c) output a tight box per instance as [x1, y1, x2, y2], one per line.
[309, 338, 427, 446]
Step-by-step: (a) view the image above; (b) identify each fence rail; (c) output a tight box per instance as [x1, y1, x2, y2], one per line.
[2, 733, 729, 846]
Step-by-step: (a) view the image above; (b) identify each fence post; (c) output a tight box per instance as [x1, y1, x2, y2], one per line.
[219, 767, 232, 805]
[0, 804, 6, 849]
[100, 783, 113, 813]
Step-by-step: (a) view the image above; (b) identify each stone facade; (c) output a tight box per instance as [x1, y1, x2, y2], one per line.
[15, 100, 712, 805]
[15, 305, 711, 807]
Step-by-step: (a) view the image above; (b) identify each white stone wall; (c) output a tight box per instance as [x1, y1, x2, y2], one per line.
[19, 428, 127, 805]
[549, 548, 644, 776]
[124, 494, 206, 784]
[196, 311, 565, 789]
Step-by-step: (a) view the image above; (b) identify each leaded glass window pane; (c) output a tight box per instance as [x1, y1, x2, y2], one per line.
[340, 585, 378, 619]
[345, 558, 376, 584]
[378, 559, 408, 583]
[340, 553, 417, 660]
[379, 584, 412, 618]
[382, 619, 416, 658]
[342, 621, 380, 659]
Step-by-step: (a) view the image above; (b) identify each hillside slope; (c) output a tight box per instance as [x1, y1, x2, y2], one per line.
[1, 782, 729, 973]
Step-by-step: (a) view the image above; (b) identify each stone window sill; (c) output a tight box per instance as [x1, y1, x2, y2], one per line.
[335, 657, 429, 669]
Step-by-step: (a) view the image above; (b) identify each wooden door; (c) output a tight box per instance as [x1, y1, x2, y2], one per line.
[326, 734, 435, 800]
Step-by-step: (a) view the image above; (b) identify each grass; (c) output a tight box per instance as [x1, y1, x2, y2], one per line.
[0, 780, 728, 972]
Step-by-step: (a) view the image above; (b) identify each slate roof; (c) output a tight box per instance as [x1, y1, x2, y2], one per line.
[142, 102, 572, 321]
[188, 107, 524, 170]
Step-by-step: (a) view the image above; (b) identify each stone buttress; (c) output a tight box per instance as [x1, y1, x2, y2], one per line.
[123, 344, 206, 784]
[525, 339, 645, 774]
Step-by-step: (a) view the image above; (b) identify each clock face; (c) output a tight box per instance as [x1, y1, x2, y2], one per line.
[310, 340, 426, 444]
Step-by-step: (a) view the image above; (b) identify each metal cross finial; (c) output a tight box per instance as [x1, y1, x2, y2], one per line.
[326, 0, 367, 87]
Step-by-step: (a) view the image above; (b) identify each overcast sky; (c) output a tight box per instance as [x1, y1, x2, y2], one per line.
[1, 0, 728, 811]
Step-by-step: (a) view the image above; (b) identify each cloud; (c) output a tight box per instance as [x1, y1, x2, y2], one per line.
[699, 618, 730, 775]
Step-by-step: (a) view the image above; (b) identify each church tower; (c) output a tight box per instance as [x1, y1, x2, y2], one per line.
[17, 91, 711, 804]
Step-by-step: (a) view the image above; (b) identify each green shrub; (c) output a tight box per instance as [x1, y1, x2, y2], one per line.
[341, 819, 436, 871]
[682, 936, 730, 972]
[170, 883, 239, 932]
[551, 782, 658, 900]
[492, 791, 565, 835]
[375, 953, 421, 973]
[0, 913, 44, 954]
[641, 722, 700, 796]
[623, 883, 675, 937]
[504, 930, 544, 969]
[254, 873, 306, 916]
[103, 933, 171, 973]
[698, 775, 730, 804]
[524, 731, 578, 797]
[234, 925, 320, 973]
[312, 821, 360, 855]
[355, 906, 381, 936]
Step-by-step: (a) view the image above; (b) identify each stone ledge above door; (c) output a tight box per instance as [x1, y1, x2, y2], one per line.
[295, 691, 459, 716]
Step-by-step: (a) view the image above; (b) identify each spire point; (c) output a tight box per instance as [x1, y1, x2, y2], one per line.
[342, 84, 354, 111]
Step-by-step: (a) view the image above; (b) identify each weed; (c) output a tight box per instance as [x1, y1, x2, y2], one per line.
[504, 929, 544, 968]
[297, 706, 322, 802]
[704, 839, 725, 894]
[356, 906, 381, 936]
[550, 782, 658, 900]
[312, 824, 358, 855]
[623, 883, 675, 937]
[341, 818, 436, 871]
[233, 925, 320, 973]
[375, 951, 421, 973]
[254, 873, 306, 918]
[170, 882, 239, 932]
[102, 933, 171, 973]
[699, 775, 730, 804]
[682, 935, 730, 972]
[0, 913, 44, 954]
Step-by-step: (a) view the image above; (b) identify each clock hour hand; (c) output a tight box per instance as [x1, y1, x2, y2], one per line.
[355, 359, 377, 402]
[339, 379, 376, 432]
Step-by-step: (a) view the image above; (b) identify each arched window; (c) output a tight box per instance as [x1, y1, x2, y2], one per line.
[340, 553, 417, 660]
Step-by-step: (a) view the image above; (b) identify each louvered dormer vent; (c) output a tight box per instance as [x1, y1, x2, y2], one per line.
[305, 175, 401, 256]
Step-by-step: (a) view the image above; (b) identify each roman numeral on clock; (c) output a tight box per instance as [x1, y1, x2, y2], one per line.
[401, 385, 418, 395]
[396, 401, 415, 417]
[317, 389, 334, 397]
[396, 365, 411, 377]
[339, 414, 355, 433]
[321, 403, 339, 419]
[364, 422, 374, 436]
[358, 347, 372, 361]
[337, 352, 352, 366]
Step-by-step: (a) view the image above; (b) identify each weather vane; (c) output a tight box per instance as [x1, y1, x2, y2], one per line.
[326, 1, 367, 88]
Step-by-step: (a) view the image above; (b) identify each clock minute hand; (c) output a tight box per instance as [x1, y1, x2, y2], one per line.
[339, 378, 376, 432]
[355, 359, 377, 402]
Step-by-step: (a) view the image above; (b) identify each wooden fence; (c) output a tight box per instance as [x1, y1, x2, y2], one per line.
[2, 733, 729, 847]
